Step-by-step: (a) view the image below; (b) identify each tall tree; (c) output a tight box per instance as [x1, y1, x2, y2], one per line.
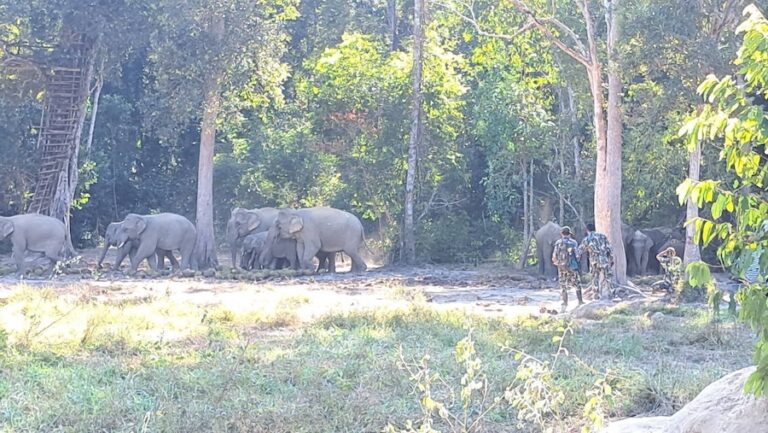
[403, 0, 424, 264]
[146, 0, 295, 269]
[440, 0, 628, 282]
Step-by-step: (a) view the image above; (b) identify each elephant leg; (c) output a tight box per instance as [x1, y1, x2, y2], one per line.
[240, 250, 251, 270]
[346, 249, 367, 273]
[43, 245, 63, 277]
[146, 254, 159, 271]
[166, 250, 179, 270]
[131, 242, 156, 273]
[114, 244, 132, 269]
[328, 253, 336, 273]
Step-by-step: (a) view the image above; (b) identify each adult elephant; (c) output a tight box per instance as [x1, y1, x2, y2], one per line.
[658, 238, 685, 261]
[535, 221, 562, 277]
[627, 230, 654, 275]
[227, 207, 279, 268]
[97, 221, 178, 270]
[114, 213, 196, 272]
[259, 223, 338, 271]
[0, 213, 76, 277]
[271, 207, 367, 273]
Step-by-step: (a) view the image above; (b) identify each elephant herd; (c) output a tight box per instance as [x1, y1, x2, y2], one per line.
[227, 207, 368, 273]
[0, 206, 368, 277]
[534, 221, 685, 277]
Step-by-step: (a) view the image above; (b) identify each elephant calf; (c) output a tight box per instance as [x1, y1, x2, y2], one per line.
[0, 213, 76, 277]
[241, 232, 269, 270]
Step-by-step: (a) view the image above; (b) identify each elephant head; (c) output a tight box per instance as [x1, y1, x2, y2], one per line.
[233, 208, 269, 237]
[629, 230, 654, 275]
[275, 209, 303, 239]
[0, 217, 14, 240]
[116, 214, 147, 247]
[98, 222, 124, 268]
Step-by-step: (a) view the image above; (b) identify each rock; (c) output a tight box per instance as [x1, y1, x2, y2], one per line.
[202, 269, 216, 278]
[601, 367, 768, 433]
[570, 300, 614, 320]
[649, 312, 665, 327]
[181, 270, 196, 278]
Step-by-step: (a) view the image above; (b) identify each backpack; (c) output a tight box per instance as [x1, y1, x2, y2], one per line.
[554, 238, 579, 271]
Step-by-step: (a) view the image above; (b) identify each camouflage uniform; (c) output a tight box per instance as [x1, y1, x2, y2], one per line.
[552, 236, 583, 312]
[659, 254, 683, 292]
[578, 232, 614, 299]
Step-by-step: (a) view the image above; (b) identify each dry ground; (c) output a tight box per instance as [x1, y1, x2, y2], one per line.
[0, 248, 756, 433]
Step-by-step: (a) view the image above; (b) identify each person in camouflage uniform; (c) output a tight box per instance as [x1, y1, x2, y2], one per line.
[656, 247, 682, 292]
[551, 226, 583, 313]
[578, 223, 614, 300]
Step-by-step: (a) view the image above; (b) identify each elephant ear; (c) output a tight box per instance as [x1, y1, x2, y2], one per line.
[0, 219, 13, 238]
[287, 215, 303, 234]
[125, 215, 148, 235]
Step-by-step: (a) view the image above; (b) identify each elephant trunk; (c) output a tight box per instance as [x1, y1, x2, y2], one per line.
[226, 219, 239, 267]
[97, 242, 110, 268]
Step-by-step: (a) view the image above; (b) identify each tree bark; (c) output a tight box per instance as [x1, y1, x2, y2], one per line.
[517, 160, 530, 269]
[387, 0, 399, 50]
[602, 0, 626, 284]
[194, 15, 224, 270]
[402, 0, 424, 264]
[684, 139, 702, 266]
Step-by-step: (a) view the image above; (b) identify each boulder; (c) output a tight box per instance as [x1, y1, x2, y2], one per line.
[601, 367, 768, 433]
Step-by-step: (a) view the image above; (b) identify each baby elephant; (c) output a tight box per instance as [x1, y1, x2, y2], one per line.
[240, 232, 269, 270]
[0, 213, 76, 277]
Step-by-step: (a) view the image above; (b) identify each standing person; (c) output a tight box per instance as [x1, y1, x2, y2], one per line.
[578, 223, 614, 300]
[656, 247, 682, 293]
[551, 226, 583, 313]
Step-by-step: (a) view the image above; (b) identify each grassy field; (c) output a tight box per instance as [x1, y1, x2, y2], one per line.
[0, 282, 755, 433]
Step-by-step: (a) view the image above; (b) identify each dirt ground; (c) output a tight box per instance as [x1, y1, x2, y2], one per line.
[0, 247, 687, 322]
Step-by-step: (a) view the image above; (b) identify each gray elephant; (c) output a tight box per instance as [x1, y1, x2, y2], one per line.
[535, 221, 569, 277]
[240, 231, 269, 270]
[114, 213, 197, 272]
[272, 207, 367, 273]
[0, 213, 76, 277]
[227, 207, 280, 268]
[658, 238, 685, 262]
[98, 221, 178, 270]
[259, 223, 336, 271]
[627, 230, 654, 275]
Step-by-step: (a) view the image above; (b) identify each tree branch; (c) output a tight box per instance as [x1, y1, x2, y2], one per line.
[434, 0, 592, 67]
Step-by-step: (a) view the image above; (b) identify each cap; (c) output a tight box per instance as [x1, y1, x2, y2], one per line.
[561, 226, 572, 235]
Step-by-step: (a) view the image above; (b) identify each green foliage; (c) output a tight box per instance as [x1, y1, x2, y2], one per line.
[678, 4, 768, 396]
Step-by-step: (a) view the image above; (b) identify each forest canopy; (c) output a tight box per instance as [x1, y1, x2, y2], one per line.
[0, 0, 755, 264]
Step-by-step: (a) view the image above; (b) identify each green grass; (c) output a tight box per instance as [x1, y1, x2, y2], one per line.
[0, 287, 755, 432]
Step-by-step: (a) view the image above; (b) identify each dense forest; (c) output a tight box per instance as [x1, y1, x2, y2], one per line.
[0, 0, 755, 267]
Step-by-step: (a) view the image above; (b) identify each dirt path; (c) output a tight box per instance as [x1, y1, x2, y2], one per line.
[0, 248, 575, 321]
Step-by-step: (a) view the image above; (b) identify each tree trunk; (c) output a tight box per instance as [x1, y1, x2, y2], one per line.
[402, 0, 424, 264]
[517, 160, 530, 269]
[593, 0, 627, 284]
[684, 139, 702, 266]
[387, 0, 399, 50]
[84, 73, 103, 159]
[194, 15, 224, 270]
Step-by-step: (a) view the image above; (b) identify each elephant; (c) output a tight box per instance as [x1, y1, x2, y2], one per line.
[0, 213, 76, 277]
[259, 223, 338, 271]
[627, 230, 654, 275]
[240, 231, 269, 270]
[657, 238, 685, 262]
[227, 207, 280, 268]
[114, 213, 197, 272]
[97, 221, 178, 271]
[535, 221, 592, 277]
[272, 207, 367, 273]
[535, 221, 562, 277]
